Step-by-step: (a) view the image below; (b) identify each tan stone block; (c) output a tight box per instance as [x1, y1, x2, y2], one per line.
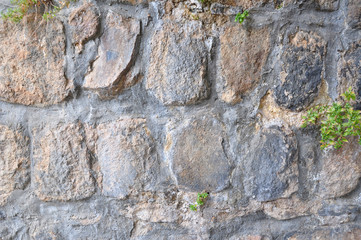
[218, 25, 270, 104]
[32, 122, 94, 201]
[0, 15, 72, 106]
[0, 125, 29, 206]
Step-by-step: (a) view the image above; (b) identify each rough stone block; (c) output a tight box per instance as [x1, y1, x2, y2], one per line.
[166, 117, 231, 192]
[318, 138, 361, 199]
[347, 0, 361, 29]
[95, 119, 159, 199]
[146, 20, 210, 106]
[243, 126, 298, 201]
[274, 31, 326, 111]
[83, 11, 140, 98]
[69, 3, 100, 52]
[0, 125, 29, 206]
[0, 15, 72, 106]
[218, 25, 270, 104]
[316, 0, 339, 11]
[32, 122, 95, 201]
[338, 41, 361, 108]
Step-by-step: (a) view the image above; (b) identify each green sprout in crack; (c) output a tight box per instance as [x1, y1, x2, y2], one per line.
[235, 10, 249, 24]
[301, 87, 361, 150]
[189, 192, 209, 211]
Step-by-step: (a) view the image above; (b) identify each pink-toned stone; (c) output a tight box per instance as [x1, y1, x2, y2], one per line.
[32, 122, 94, 201]
[218, 25, 270, 104]
[0, 15, 72, 106]
[0, 125, 29, 206]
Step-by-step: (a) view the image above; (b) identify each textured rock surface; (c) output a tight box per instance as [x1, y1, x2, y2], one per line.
[0, 0, 360, 238]
[69, 3, 99, 52]
[32, 122, 95, 201]
[243, 126, 298, 201]
[166, 117, 231, 192]
[0, 125, 29, 206]
[0, 15, 71, 106]
[347, 0, 361, 29]
[316, 0, 339, 11]
[318, 138, 361, 199]
[94, 119, 159, 198]
[83, 11, 140, 98]
[146, 20, 209, 106]
[274, 31, 326, 111]
[338, 41, 361, 108]
[218, 25, 270, 104]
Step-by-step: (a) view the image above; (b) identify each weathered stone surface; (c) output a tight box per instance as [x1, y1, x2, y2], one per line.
[318, 138, 361, 199]
[285, 228, 361, 239]
[317, 204, 359, 225]
[69, 3, 99, 52]
[217, 0, 269, 8]
[0, 15, 72, 106]
[338, 41, 361, 108]
[0, 219, 28, 239]
[263, 196, 317, 220]
[95, 119, 159, 199]
[146, 20, 209, 106]
[347, 0, 361, 29]
[228, 235, 271, 240]
[0, 125, 29, 206]
[83, 11, 140, 98]
[274, 31, 326, 111]
[166, 117, 231, 192]
[316, 0, 339, 11]
[32, 122, 95, 201]
[66, 215, 133, 239]
[218, 25, 270, 104]
[243, 125, 298, 201]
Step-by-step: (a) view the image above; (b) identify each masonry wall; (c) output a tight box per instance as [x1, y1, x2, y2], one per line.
[0, 0, 361, 239]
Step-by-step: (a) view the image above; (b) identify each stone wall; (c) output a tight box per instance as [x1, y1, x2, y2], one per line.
[0, 0, 361, 239]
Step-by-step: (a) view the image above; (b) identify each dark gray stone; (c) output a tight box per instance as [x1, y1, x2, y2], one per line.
[166, 116, 231, 192]
[243, 126, 298, 201]
[274, 31, 326, 111]
[338, 41, 361, 109]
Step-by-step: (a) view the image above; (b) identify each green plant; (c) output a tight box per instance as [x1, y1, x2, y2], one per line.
[1, 0, 72, 23]
[301, 87, 361, 150]
[235, 10, 249, 24]
[189, 192, 209, 211]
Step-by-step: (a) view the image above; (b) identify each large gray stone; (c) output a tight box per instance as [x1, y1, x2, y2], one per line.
[32, 122, 95, 201]
[166, 117, 231, 192]
[146, 20, 210, 106]
[83, 11, 140, 98]
[94, 119, 159, 199]
[243, 126, 298, 201]
[274, 31, 326, 111]
[218, 24, 270, 104]
[0, 14, 72, 106]
[0, 125, 29, 206]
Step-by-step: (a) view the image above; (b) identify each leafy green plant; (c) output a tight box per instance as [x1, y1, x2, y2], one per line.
[235, 10, 249, 24]
[301, 87, 361, 150]
[1, 0, 72, 23]
[189, 192, 209, 211]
